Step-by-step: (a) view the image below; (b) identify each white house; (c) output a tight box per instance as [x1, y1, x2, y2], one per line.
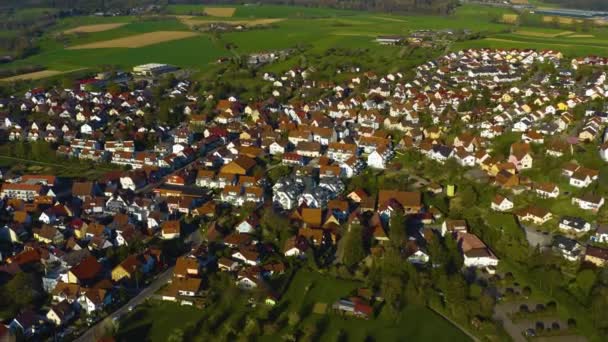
[558, 216, 592, 234]
[591, 225, 608, 244]
[572, 194, 604, 211]
[491, 195, 513, 212]
[367, 146, 392, 169]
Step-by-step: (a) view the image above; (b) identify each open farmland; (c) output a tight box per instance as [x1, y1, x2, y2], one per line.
[3, 4, 608, 80]
[0, 69, 84, 82]
[177, 16, 285, 29]
[67, 31, 199, 49]
[203, 7, 236, 17]
[63, 23, 127, 34]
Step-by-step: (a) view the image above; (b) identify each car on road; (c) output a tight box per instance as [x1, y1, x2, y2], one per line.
[128, 305, 135, 312]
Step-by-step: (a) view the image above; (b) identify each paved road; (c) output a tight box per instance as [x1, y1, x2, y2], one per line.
[73, 266, 175, 342]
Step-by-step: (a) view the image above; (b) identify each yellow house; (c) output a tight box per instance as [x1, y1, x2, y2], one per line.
[584, 246, 608, 267]
[578, 130, 596, 142]
[73, 222, 88, 240]
[111, 255, 141, 282]
[239, 131, 252, 141]
[557, 102, 568, 111]
[323, 213, 341, 228]
[501, 93, 513, 102]
[521, 104, 532, 113]
[423, 127, 442, 140]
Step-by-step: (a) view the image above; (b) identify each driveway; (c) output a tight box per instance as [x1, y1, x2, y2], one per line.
[520, 224, 553, 249]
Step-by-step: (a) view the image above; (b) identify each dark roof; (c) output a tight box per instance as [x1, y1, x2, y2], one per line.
[586, 245, 608, 260]
[553, 235, 579, 251]
[558, 216, 588, 231]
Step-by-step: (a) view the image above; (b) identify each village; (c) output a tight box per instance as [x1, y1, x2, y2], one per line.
[2, 47, 608, 341]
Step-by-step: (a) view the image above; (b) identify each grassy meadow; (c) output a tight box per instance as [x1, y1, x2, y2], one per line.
[116, 270, 471, 342]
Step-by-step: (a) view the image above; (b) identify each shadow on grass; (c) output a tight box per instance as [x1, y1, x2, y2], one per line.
[116, 322, 152, 342]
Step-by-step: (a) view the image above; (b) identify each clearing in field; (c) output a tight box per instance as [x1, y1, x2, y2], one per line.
[204, 7, 236, 17]
[515, 30, 573, 38]
[177, 16, 284, 29]
[63, 23, 127, 34]
[542, 16, 582, 25]
[371, 16, 408, 23]
[1, 68, 86, 82]
[67, 31, 198, 49]
[485, 37, 571, 47]
[501, 14, 519, 24]
[569, 34, 594, 38]
[333, 32, 383, 37]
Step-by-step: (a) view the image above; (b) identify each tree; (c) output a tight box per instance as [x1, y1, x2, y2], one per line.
[389, 211, 405, 246]
[591, 286, 608, 329]
[340, 224, 365, 268]
[381, 275, 404, 316]
[167, 328, 184, 342]
[479, 293, 496, 318]
[444, 234, 463, 274]
[287, 311, 300, 326]
[575, 269, 596, 302]
[0, 272, 42, 316]
[444, 275, 467, 312]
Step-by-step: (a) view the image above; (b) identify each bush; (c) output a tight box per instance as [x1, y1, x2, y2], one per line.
[567, 318, 576, 329]
[522, 286, 531, 297]
[519, 304, 529, 313]
[535, 303, 545, 312]
[551, 322, 560, 330]
[287, 312, 300, 326]
[535, 321, 544, 332]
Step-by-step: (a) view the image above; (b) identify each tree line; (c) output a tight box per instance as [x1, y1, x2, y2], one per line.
[543, 0, 608, 11]
[170, 0, 459, 14]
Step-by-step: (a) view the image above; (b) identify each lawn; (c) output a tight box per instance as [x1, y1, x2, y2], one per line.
[266, 269, 472, 342]
[113, 270, 471, 342]
[116, 301, 205, 342]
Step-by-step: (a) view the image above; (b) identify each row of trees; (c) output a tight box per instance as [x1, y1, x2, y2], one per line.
[172, 0, 459, 14]
[544, 0, 608, 11]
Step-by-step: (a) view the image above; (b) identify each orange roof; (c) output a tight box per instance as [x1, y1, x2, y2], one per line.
[161, 220, 181, 235]
[378, 190, 421, 209]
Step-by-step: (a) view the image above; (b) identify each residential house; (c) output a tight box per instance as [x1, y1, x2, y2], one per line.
[491, 195, 513, 212]
[584, 246, 608, 267]
[572, 194, 604, 211]
[457, 232, 499, 268]
[558, 216, 592, 234]
[552, 235, 582, 261]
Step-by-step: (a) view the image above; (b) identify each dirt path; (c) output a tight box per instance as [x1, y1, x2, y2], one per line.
[1, 68, 87, 82]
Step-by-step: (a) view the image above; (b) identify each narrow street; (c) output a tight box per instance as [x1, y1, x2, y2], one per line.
[73, 266, 175, 342]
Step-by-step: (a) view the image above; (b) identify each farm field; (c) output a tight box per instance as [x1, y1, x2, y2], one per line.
[0, 68, 85, 82]
[204, 7, 236, 17]
[67, 31, 199, 49]
[63, 23, 127, 34]
[3, 4, 608, 80]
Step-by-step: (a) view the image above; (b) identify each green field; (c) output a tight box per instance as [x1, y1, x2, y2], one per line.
[267, 269, 472, 342]
[2, 4, 608, 79]
[116, 270, 471, 342]
[116, 301, 205, 342]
